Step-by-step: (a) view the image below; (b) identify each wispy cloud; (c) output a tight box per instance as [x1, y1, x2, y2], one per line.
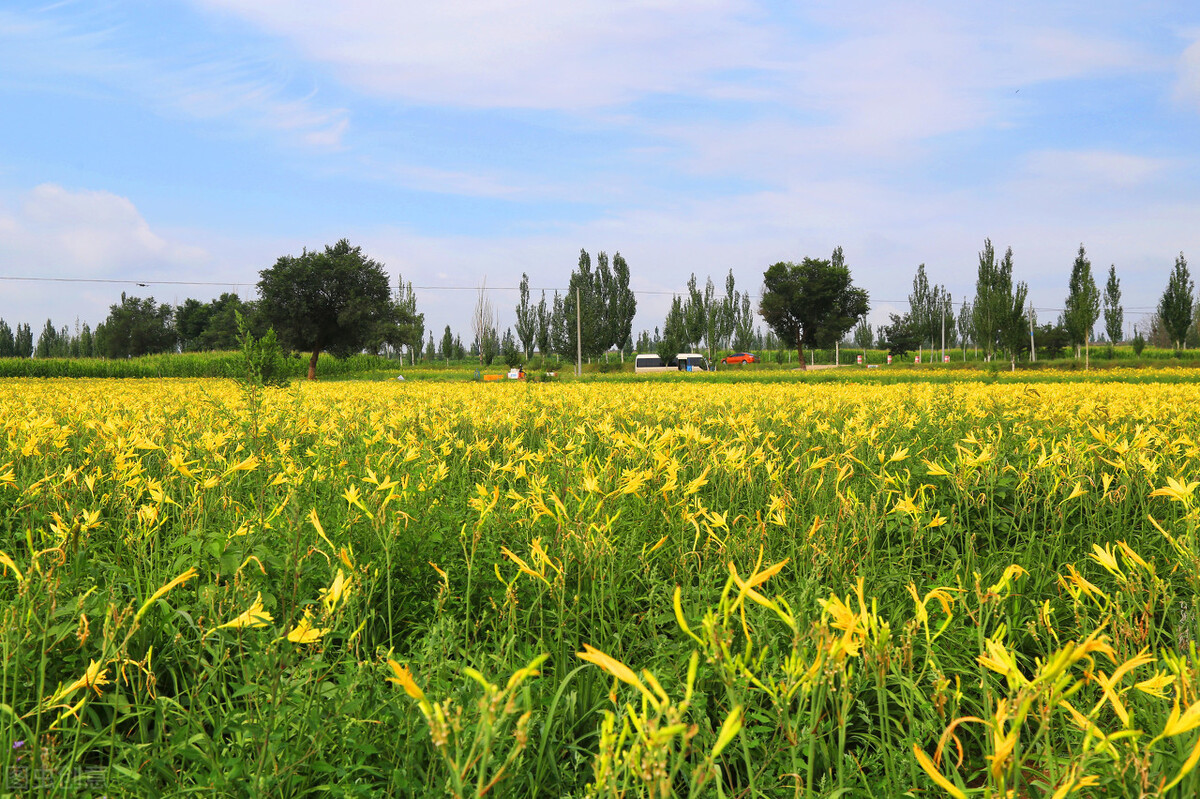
[1175, 32, 1200, 110]
[1022, 150, 1175, 189]
[0, 5, 350, 149]
[192, 0, 772, 110]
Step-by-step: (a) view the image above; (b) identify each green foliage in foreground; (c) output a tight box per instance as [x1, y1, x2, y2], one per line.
[3, 380, 1200, 796]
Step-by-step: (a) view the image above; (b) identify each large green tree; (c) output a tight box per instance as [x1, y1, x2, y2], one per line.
[609, 253, 637, 359]
[879, 313, 921, 359]
[971, 240, 1023, 362]
[0, 320, 14, 358]
[971, 240, 1001, 359]
[1158, 252, 1194, 351]
[257, 239, 405, 379]
[998, 281, 1031, 370]
[556, 250, 606, 362]
[514, 273, 537, 359]
[99, 294, 178, 359]
[758, 249, 869, 370]
[176, 293, 253, 351]
[1063, 244, 1100, 361]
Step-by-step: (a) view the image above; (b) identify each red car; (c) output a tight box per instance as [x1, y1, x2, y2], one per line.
[721, 352, 758, 365]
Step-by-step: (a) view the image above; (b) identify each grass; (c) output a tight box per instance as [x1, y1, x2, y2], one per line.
[2, 376, 1200, 796]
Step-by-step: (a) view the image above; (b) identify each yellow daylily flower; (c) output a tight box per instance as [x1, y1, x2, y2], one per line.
[214, 592, 274, 631]
[319, 569, 352, 614]
[386, 659, 425, 700]
[1149, 476, 1200, 505]
[286, 610, 329, 644]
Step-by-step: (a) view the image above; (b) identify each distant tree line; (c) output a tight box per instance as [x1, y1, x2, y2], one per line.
[0, 240, 425, 375]
[867, 242, 1198, 367]
[5, 238, 1200, 370]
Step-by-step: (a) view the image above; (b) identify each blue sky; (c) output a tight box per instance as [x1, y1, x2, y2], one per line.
[3, 0, 1200, 342]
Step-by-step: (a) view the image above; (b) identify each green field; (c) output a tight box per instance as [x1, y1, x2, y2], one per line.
[2, 375, 1200, 796]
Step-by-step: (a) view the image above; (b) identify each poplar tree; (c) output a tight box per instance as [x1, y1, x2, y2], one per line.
[683, 274, 705, 352]
[1158, 252, 1194, 351]
[514, 273, 537, 358]
[658, 296, 688, 361]
[971, 239, 1001, 360]
[1103, 265, 1123, 351]
[1063, 244, 1100, 362]
[957, 300, 973, 358]
[535, 291, 551, 357]
[732, 291, 757, 352]
[0, 320, 13, 358]
[908, 264, 932, 356]
[609, 253, 637, 359]
[972, 241, 1026, 364]
[560, 250, 606, 361]
[16, 323, 33, 358]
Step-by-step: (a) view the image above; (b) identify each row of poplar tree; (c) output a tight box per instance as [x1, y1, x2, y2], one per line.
[860, 241, 1196, 365]
[471, 250, 762, 366]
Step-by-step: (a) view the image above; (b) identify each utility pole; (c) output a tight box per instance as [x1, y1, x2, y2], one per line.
[575, 286, 582, 378]
[940, 303, 945, 364]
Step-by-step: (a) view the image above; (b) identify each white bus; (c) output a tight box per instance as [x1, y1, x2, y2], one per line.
[634, 353, 711, 374]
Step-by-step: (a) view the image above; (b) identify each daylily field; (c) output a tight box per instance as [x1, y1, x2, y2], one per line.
[4, 375, 1200, 797]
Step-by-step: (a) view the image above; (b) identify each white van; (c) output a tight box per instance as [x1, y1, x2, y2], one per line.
[634, 353, 710, 374]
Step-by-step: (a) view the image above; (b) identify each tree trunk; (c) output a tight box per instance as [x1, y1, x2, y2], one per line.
[796, 346, 807, 370]
[308, 349, 320, 380]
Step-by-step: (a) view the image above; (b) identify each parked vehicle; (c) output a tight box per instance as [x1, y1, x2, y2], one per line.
[721, 352, 759, 365]
[634, 353, 712, 374]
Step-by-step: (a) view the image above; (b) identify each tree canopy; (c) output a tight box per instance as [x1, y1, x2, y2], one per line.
[970, 240, 1027, 363]
[758, 249, 869, 369]
[98, 294, 177, 359]
[1103, 265, 1123, 347]
[1063, 244, 1100, 356]
[549, 249, 637, 364]
[257, 239, 410, 379]
[1158, 252, 1193, 351]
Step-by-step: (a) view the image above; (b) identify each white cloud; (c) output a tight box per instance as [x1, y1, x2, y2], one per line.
[0, 184, 214, 327]
[10, 185, 208, 274]
[192, 0, 771, 110]
[0, 7, 351, 150]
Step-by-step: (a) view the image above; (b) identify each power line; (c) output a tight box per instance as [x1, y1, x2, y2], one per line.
[0, 273, 1168, 313]
[0, 275, 247, 287]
